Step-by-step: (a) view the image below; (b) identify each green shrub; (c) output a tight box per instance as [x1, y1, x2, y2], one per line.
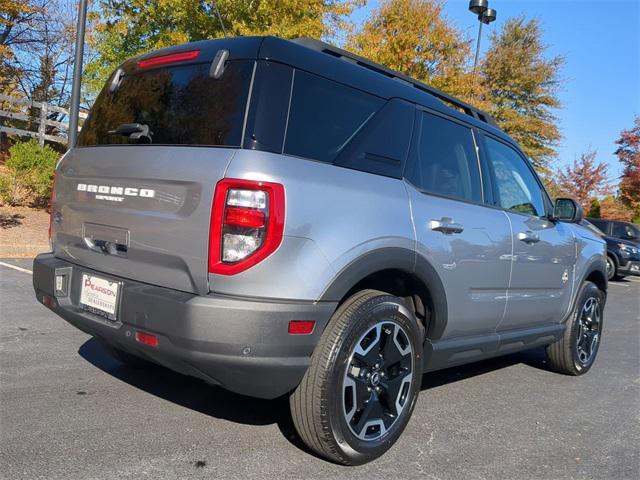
[0, 173, 12, 205]
[3, 139, 59, 206]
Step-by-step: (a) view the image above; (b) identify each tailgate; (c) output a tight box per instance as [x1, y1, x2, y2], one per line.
[52, 146, 235, 294]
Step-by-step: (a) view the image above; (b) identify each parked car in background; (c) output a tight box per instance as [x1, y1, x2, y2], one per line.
[582, 220, 640, 279]
[588, 218, 640, 246]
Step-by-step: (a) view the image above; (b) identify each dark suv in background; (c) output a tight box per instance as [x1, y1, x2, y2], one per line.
[583, 220, 640, 279]
[588, 218, 640, 246]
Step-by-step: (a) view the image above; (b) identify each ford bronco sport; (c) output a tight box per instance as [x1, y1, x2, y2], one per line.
[33, 36, 608, 465]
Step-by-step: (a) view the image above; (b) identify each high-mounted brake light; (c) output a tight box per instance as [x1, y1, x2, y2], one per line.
[137, 50, 200, 69]
[209, 179, 285, 275]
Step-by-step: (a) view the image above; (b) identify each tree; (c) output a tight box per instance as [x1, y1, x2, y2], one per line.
[1, 0, 75, 104]
[556, 150, 611, 212]
[599, 196, 633, 222]
[587, 198, 601, 218]
[345, 0, 474, 100]
[615, 117, 640, 223]
[479, 16, 564, 172]
[84, 0, 363, 98]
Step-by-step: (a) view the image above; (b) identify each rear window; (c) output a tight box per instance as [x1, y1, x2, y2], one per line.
[78, 61, 254, 147]
[284, 71, 384, 163]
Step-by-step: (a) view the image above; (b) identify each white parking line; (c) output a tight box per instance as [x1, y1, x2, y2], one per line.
[0, 261, 33, 275]
[608, 282, 630, 287]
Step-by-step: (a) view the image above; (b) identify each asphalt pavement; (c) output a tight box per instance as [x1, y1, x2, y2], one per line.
[1, 258, 639, 480]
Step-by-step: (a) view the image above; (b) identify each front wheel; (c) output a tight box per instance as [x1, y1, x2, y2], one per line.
[546, 281, 605, 375]
[290, 290, 423, 465]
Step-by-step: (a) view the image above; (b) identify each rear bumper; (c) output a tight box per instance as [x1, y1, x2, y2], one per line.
[33, 253, 336, 399]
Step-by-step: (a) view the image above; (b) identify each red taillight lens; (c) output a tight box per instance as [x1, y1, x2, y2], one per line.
[209, 178, 285, 275]
[224, 207, 265, 229]
[137, 50, 200, 69]
[48, 171, 57, 241]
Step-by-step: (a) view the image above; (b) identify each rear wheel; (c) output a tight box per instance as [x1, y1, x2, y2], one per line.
[290, 290, 423, 465]
[546, 281, 605, 375]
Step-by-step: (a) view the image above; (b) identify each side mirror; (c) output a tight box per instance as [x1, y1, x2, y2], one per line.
[553, 198, 584, 223]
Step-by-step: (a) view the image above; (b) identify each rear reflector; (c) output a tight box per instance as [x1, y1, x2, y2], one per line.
[135, 331, 159, 348]
[288, 320, 316, 335]
[42, 294, 57, 309]
[137, 50, 200, 69]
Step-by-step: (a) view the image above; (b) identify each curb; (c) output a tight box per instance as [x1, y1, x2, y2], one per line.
[0, 244, 49, 258]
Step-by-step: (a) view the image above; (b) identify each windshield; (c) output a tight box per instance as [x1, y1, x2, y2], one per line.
[582, 220, 605, 237]
[78, 61, 254, 147]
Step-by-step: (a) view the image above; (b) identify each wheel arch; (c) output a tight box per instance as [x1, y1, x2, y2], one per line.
[319, 248, 448, 340]
[564, 258, 608, 324]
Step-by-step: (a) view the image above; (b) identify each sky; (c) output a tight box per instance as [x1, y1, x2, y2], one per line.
[349, 0, 640, 180]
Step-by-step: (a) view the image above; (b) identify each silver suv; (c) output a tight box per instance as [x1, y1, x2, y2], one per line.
[33, 36, 608, 465]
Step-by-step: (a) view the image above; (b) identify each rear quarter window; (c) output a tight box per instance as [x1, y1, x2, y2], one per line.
[78, 61, 254, 147]
[283, 71, 384, 163]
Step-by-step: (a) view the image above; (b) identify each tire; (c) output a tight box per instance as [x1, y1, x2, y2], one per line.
[290, 289, 423, 465]
[98, 339, 159, 369]
[606, 255, 617, 281]
[546, 281, 605, 375]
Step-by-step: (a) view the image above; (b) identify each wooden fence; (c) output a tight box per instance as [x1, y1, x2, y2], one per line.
[0, 94, 87, 147]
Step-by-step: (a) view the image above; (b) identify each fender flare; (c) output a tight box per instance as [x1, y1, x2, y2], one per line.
[319, 247, 449, 340]
[563, 257, 608, 323]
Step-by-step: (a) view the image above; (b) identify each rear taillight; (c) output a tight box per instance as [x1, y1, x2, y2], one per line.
[48, 171, 57, 241]
[209, 179, 285, 275]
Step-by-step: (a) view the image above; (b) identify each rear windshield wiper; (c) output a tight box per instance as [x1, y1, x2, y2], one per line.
[108, 123, 153, 143]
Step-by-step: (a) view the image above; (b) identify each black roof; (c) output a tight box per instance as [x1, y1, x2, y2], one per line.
[127, 35, 513, 145]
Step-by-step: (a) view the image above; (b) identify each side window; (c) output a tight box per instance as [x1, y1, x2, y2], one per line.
[284, 71, 384, 163]
[334, 98, 414, 179]
[589, 219, 608, 234]
[612, 222, 638, 240]
[485, 137, 545, 217]
[406, 112, 482, 203]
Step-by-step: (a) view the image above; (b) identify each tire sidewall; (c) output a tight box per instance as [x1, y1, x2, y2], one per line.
[325, 295, 422, 464]
[568, 283, 605, 374]
[606, 255, 616, 281]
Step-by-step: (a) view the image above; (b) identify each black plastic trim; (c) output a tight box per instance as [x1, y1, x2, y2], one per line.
[319, 247, 449, 341]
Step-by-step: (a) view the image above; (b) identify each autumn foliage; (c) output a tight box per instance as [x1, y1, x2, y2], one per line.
[556, 150, 611, 213]
[615, 117, 640, 222]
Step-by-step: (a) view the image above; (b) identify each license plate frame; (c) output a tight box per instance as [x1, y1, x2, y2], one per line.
[79, 274, 121, 321]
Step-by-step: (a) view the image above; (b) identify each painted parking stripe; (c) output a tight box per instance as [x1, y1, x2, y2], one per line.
[0, 261, 33, 275]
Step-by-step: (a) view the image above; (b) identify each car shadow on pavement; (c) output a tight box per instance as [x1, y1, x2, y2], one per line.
[78, 337, 553, 456]
[421, 346, 552, 390]
[78, 338, 310, 453]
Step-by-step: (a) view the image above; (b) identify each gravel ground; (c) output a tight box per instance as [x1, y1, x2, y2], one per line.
[0, 207, 49, 256]
[1, 258, 639, 480]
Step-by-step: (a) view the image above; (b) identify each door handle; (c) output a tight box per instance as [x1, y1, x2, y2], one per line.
[429, 217, 464, 234]
[517, 230, 540, 244]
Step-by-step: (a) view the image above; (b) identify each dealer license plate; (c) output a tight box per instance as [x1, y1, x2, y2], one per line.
[80, 274, 120, 319]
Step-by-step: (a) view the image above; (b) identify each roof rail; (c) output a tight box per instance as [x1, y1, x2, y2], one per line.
[292, 37, 497, 127]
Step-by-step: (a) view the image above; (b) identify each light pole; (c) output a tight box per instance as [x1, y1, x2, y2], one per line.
[68, 0, 89, 149]
[469, 0, 497, 70]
